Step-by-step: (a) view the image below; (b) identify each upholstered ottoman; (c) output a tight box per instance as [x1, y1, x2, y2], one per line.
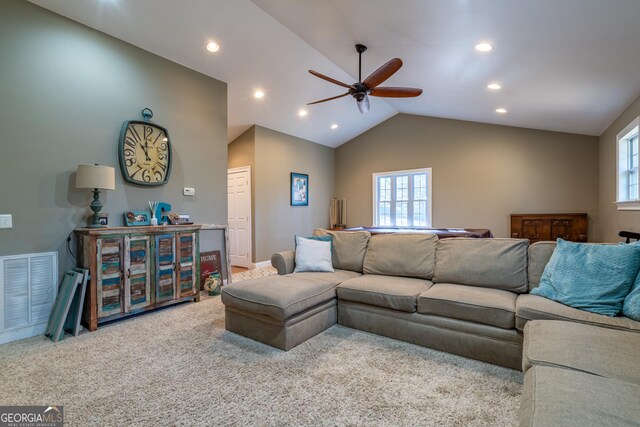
[221, 275, 339, 350]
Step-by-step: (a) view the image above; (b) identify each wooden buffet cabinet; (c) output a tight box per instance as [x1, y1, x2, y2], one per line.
[510, 213, 588, 243]
[75, 225, 200, 331]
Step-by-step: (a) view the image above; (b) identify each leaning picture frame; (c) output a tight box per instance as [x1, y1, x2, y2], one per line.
[124, 210, 151, 226]
[290, 172, 309, 206]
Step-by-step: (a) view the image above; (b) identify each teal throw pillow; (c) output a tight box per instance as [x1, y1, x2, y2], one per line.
[293, 236, 334, 273]
[531, 239, 640, 316]
[623, 271, 640, 321]
[623, 241, 640, 321]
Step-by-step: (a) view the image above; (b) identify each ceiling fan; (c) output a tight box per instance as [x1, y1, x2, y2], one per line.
[308, 44, 423, 114]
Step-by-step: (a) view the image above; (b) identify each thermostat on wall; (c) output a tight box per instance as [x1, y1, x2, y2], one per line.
[183, 187, 195, 196]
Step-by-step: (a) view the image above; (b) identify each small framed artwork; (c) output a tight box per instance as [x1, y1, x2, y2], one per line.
[290, 172, 309, 206]
[98, 213, 108, 226]
[124, 210, 151, 226]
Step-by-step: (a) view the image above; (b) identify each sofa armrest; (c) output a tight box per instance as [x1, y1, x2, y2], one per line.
[271, 251, 295, 275]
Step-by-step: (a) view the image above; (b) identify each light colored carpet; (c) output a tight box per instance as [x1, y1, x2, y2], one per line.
[0, 297, 523, 426]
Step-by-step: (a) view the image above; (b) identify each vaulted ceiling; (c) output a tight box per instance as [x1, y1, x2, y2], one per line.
[28, 0, 640, 147]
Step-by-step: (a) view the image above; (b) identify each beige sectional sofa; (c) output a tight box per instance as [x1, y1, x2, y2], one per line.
[221, 229, 640, 425]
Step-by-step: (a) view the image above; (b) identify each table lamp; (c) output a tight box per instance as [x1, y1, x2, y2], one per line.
[76, 164, 116, 228]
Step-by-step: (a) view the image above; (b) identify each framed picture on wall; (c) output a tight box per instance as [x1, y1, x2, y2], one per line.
[290, 172, 309, 206]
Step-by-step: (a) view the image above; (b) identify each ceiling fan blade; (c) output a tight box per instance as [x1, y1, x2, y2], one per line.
[309, 70, 354, 89]
[307, 92, 350, 105]
[357, 95, 370, 114]
[370, 87, 423, 98]
[363, 58, 403, 89]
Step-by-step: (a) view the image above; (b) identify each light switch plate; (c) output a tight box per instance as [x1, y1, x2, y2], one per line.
[0, 214, 12, 229]
[183, 187, 195, 196]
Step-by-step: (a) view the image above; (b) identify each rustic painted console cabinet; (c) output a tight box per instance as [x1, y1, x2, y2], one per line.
[75, 225, 201, 331]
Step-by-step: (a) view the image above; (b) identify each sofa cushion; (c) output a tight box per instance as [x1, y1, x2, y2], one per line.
[433, 238, 529, 293]
[531, 239, 640, 316]
[623, 270, 640, 321]
[527, 241, 556, 290]
[293, 236, 334, 273]
[417, 283, 517, 329]
[515, 294, 640, 332]
[289, 269, 362, 284]
[363, 233, 437, 279]
[523, 320, 640, 384]
[337, 274, 432, 313]
[313, 229, 370, 272]
[519, 366, 640, 427]
[221, 275, 337, 321]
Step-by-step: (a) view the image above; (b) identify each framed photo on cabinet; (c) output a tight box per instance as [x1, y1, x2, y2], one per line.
[290, 173, 308, 206]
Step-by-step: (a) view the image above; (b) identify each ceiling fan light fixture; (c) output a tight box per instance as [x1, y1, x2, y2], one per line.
[206, 41, 220, 52]
[475, 42, 493, 52]
[487, 83, 501, 90]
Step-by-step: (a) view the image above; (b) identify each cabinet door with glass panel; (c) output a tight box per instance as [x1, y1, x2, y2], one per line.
[176, 231, 198, 298]
[96, 237, 124, 318]
[373, 168, 432, 227]
[155, 233, 176, 303]
[124, 235, 152, 312]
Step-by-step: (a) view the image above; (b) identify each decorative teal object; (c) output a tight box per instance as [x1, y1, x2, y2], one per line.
[204, 272, 222, 296]
[124, 210, 151, 226]
[156, 202, 172, 224]
[532, 239, 640, 316]
[119, 108, 172, 186]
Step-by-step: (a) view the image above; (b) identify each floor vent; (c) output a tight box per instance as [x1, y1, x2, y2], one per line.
[0, 252, 58, 344]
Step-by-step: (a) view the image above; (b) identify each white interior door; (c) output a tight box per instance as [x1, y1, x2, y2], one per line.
[228, 167, 251, 268]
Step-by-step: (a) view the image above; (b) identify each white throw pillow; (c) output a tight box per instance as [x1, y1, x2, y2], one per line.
[294, 236, 334, 273]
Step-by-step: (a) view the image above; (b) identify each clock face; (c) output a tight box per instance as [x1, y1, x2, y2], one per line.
[119, 121, 172, 185]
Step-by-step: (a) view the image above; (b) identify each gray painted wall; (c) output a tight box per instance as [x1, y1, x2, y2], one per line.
[335, 114, 600, 240]
[228, 126, 335, 262]
[0, 0, 228, 276]
[598, 93, 640, 242]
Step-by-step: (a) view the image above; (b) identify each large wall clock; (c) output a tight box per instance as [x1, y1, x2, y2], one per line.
[118, 108, 172, 186]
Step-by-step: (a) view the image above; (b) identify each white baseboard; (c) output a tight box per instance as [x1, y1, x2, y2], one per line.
[252, 260, 272, 269]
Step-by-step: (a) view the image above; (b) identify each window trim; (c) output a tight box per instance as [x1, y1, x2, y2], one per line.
[372, 167, 433, 227]
[615, 117, 640, 210]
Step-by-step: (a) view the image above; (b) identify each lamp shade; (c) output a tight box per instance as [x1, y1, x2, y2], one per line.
[76, 164, 116, 190]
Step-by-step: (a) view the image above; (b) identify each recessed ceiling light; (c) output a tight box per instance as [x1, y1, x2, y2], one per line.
[496, 108, 507, 114]
[475, 42, 493, 52]
[298, 109, 308, 117]
[206, 41, 220, 53]
[254, 90, 264, 99]
[330, 124, 338, 130]
[487, 83, 501, 90]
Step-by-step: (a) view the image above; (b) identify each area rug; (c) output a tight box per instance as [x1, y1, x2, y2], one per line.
[0, 297, 522, 426]
[231, 265, 277, 282]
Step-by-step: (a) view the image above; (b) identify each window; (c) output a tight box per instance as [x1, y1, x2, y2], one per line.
[616, 117, 640, 210]
[373, 168, 432, 227]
